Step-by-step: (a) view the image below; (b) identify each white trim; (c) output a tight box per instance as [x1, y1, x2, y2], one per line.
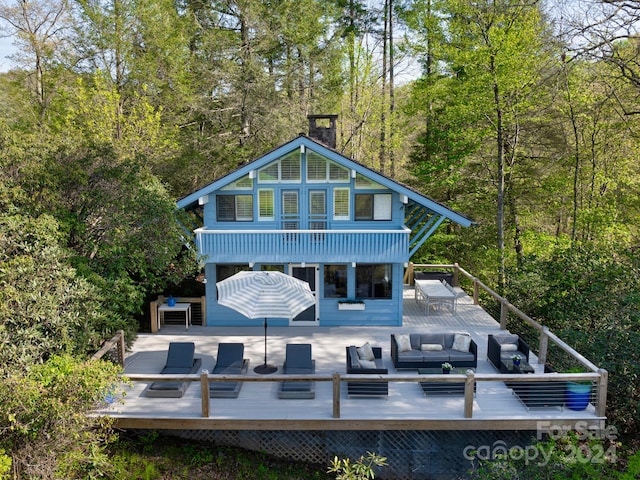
[288, 264, 319, 326]
[195, 227, 410, 234]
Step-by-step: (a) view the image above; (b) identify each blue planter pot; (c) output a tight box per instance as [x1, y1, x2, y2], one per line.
[565, 382, 591, 411]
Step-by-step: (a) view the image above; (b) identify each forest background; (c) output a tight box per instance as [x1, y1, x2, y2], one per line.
[1, 0, 640, 478]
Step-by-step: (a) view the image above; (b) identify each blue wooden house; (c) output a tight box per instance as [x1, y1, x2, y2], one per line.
[177, 116, 473, 327]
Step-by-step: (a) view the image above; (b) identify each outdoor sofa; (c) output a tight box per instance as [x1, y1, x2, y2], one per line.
[345, 344, 388, 397]
[391, 333, 477, 370]
[144, 342, 202, 398]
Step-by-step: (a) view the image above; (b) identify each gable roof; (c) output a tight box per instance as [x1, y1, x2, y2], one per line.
[177, 134, 474, 228]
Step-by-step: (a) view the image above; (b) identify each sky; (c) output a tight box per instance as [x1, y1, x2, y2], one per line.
[0, 36, 16, 72]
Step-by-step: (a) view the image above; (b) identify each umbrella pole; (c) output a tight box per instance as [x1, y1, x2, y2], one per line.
[254, 318, 277, 374]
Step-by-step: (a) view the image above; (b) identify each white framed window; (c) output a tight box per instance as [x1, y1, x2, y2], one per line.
[280, 152, 301, 181]
[281, 191, 299, 230]
[258, 163, 278, 182]
[220, 174, 253, 190]
[355, 173, 385, 189]
[258, 189, 274, 221]
[216, 194, 254, 222]
[355, 193, 392, 221]
[333, 187, 350, 220]
[306, 150, 349, 183]
[257, 151, 301, 183]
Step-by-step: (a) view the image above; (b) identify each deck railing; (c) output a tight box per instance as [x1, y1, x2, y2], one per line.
[122, 370, 604, 419]
[91, 329, 126, 366]
[97, 263, 608, 421]
[406, 262, 608, 417]
[194, 228, 410, 264]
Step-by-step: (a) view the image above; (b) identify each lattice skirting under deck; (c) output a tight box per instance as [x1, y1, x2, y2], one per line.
[145, 429, 536, 479]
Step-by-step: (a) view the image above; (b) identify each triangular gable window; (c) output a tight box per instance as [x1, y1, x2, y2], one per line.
[355, 173, 385, 189]
[307, 150, 349, 183]
[221, 174, 253, 190]
[258, 151, 301, 183]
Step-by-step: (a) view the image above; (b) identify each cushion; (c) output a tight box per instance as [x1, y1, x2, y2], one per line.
[419, 351, 449, 363]
[452, 333, 472, 352]
[395, 334, 412, 353]
[357, 342, 375, 361]
[500, 343, 518, 352]
[448, 350, 475, 363]
[495, 334, 519, 344]
[421, 343, 443, 351]
[358, 359, 377, 369]
[418, 333, 444, 348]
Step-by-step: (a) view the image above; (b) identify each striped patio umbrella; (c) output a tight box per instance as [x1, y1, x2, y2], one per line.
[216, 270, 315, 374]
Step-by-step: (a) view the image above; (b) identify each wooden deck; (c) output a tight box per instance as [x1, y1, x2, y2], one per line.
[101, 286, 604, 431]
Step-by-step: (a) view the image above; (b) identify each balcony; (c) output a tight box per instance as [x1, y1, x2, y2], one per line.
[193, 227, 411, 264]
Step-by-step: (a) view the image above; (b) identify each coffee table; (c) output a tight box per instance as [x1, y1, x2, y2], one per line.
[418, 367, 476, 396]
[500, 358, 535, 374]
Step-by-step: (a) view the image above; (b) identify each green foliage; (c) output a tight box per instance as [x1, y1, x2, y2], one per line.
[505, 243, 640, 437]
[0, 210, 111, 367]
[0, 450, 10, 480]
[106, 432, 332, 479]
[0, 354, 122, 479]
[469, 432, 621, 479]
[327, 452, 387, 480]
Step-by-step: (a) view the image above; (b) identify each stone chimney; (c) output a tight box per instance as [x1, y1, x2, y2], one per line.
[307, 114, 338, 148]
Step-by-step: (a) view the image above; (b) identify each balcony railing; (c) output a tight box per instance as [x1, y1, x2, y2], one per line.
[194, 227, 411, 264]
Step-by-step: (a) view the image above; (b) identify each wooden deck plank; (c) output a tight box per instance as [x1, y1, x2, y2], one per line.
[101, 286, 603, 430]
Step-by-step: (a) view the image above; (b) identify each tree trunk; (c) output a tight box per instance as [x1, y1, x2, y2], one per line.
[388, 0, 395, 177]
[492, 56, 506, 292]
[379, 0, 388, 173]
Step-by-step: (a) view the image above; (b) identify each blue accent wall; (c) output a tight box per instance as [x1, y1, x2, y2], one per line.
[204, 262, 403, 327]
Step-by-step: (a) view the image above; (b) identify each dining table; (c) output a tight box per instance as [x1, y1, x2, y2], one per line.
[414, 279, 457, 316]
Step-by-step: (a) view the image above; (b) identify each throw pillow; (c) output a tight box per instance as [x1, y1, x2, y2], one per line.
[452, 333, 472, 352]
[358, 359, 377, 369]
[395, 334, 412, 353]
[421, 343, 443, 351]
[357, 342, 375, 361]
[500, 343, 518, 352]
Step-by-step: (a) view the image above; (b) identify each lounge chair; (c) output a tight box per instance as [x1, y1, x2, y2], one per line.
[278, 343, 315, 399]
[144, 342, 202, 398]
[209, 343, 249, 398]
[346, 344, 388, 397]
[487, 334, 530, 373]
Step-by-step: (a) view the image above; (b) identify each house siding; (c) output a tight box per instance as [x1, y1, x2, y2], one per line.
[178, 136, 471, 328]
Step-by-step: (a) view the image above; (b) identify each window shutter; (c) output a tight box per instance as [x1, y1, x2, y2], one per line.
[333, 188, 350, 220]
[258, 190, 274, 220]
[235, 195, 253, 221]
[280, 152, 301, 181]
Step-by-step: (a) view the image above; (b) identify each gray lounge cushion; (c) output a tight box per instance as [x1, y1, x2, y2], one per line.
[146, 342, 201, 397]
[448, 350, 476, 363]
[418, 350, 450, 363]
[279, 344, 315, 398]
[210, 343, 249, 398]
[162, 342, 196, 372]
